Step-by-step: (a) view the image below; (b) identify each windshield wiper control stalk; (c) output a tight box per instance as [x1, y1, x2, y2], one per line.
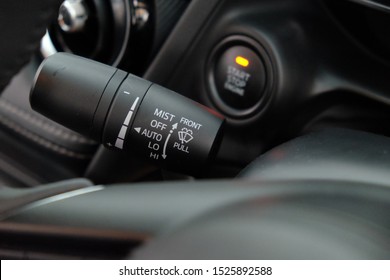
[30, 53, 224, 174]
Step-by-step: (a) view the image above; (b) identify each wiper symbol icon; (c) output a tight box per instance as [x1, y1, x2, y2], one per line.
[178, 128, 193, 144]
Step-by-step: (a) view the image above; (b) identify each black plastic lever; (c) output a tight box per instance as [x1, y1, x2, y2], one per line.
[30, 53, 224, 174]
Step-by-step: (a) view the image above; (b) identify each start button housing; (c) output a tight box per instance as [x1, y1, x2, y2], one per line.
[208, 36, 273, 118]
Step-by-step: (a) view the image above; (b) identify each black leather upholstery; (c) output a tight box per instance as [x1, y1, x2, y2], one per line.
[0, 0, 98, 187]
[0, 63, 97, 187]
[0, 0, 62, 92]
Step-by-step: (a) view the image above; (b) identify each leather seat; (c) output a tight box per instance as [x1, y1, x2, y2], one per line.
[0, 60, 97, 187]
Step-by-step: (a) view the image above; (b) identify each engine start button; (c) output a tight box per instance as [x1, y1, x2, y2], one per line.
[214, 46, 266, 110]
[208, 36, 273, 117]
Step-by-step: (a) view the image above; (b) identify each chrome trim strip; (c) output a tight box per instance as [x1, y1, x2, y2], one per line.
[40, 30, 58, 58]
[347, 0, 390, 13]
[0, 185, 105, 220]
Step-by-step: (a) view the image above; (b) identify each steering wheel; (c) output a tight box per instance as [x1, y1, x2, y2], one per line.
[130, 129, 390, 259]
[0, 0, 62, 92]
[1, 129, 389, 259]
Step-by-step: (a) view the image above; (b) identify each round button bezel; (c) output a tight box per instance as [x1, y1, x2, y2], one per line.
[207, 35, 274, 118]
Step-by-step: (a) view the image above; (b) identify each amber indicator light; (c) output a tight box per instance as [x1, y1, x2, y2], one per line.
[235, 56, 249, 67]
